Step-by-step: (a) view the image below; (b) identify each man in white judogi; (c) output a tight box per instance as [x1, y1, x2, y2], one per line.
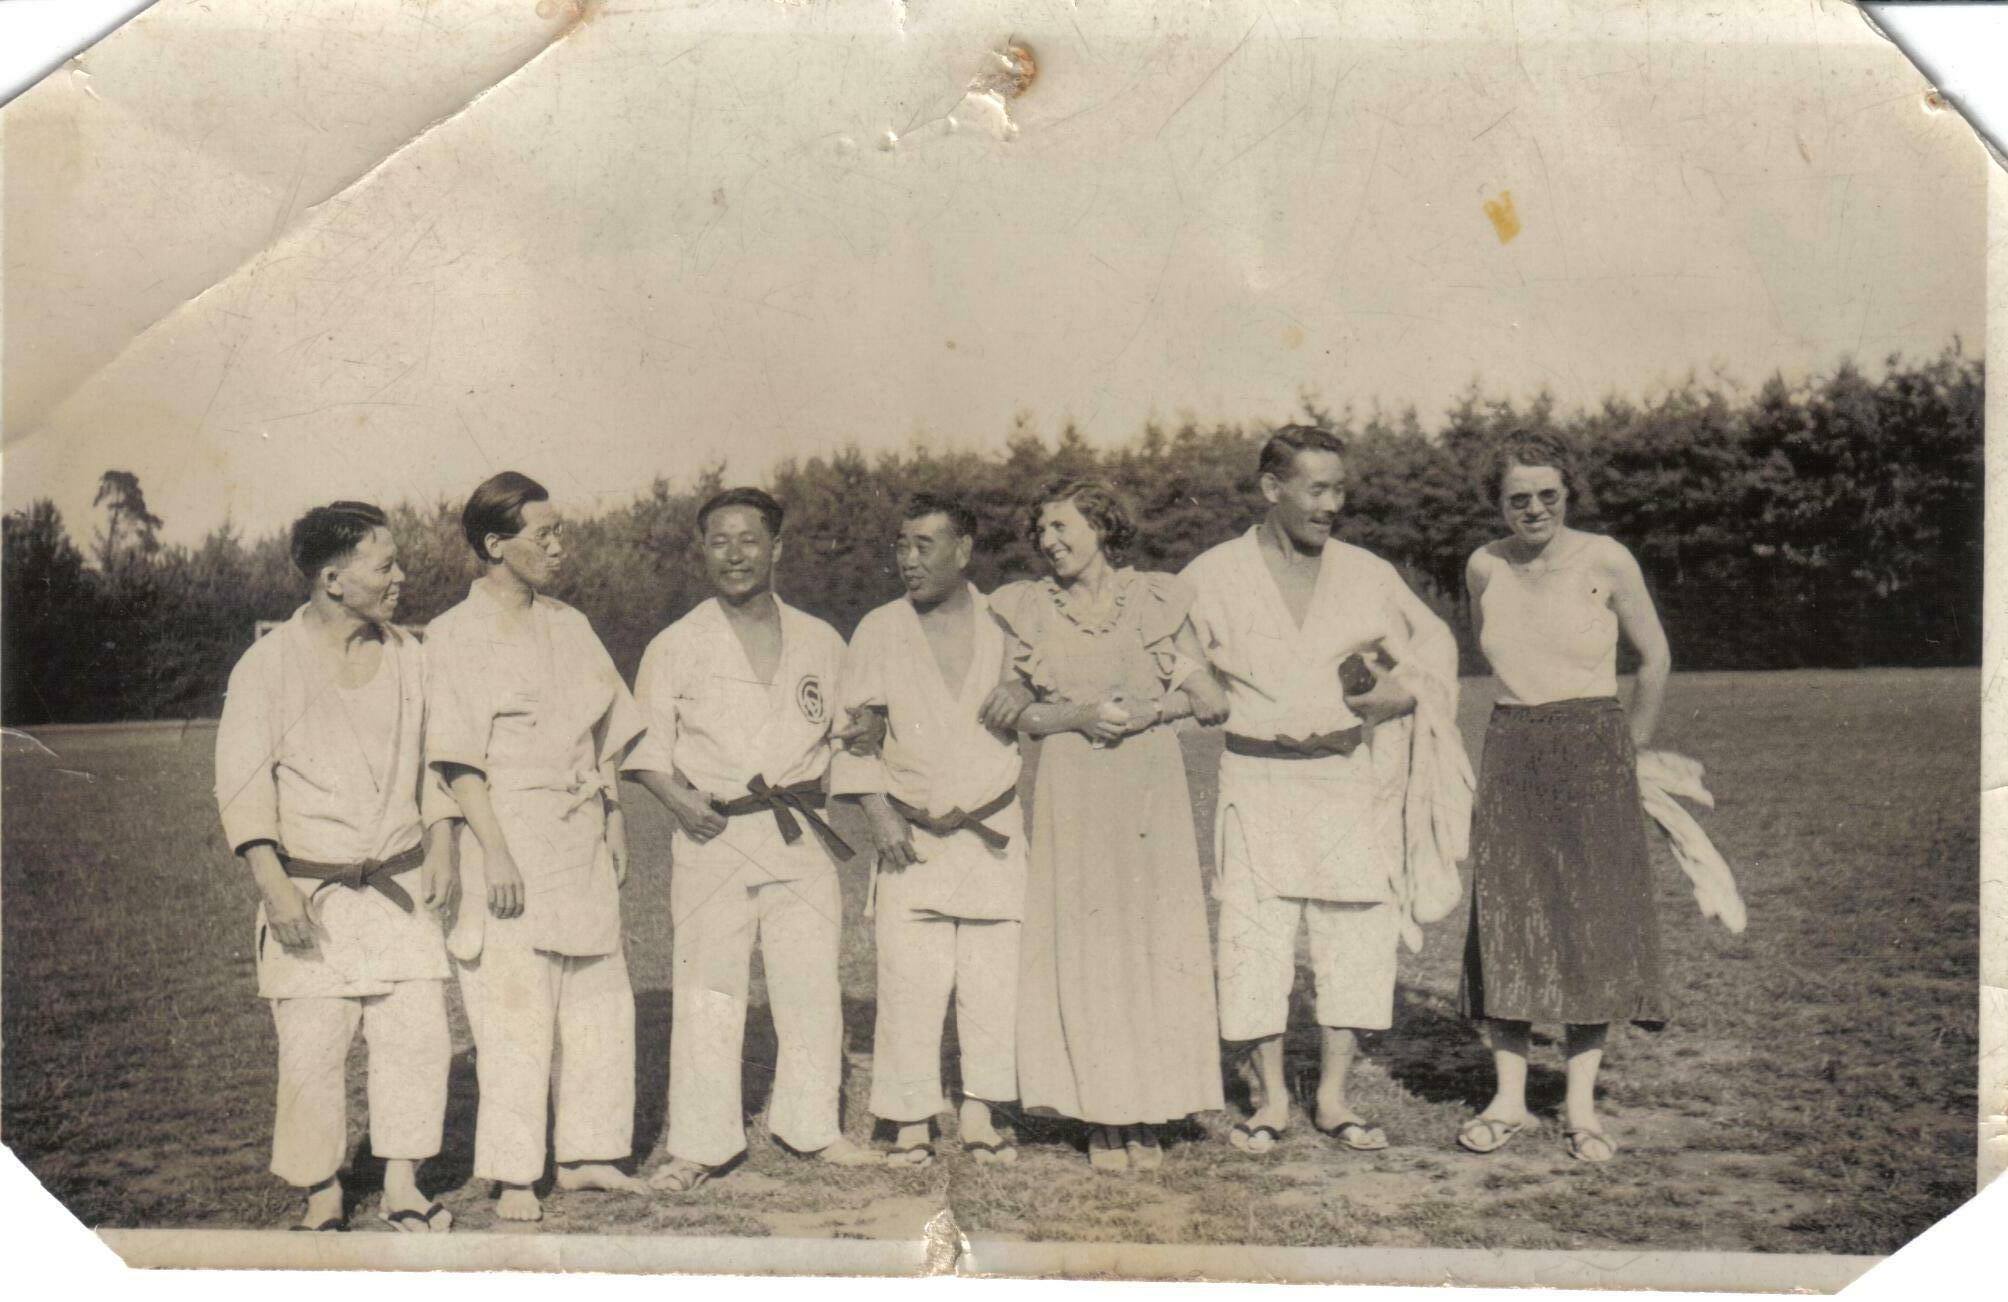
[1182, 426, 1471, 1154]
[426, 471, 648, 1223]
[831, 493, 1026, 1166]
[215, 502, 455, 1233]
[625, 487, 883, 1192]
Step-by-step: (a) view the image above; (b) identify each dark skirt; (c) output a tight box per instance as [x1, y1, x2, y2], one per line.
[1458, 696, 1669, 1029]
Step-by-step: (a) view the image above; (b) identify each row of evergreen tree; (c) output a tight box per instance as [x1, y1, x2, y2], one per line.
[2, 348, 1981, 724]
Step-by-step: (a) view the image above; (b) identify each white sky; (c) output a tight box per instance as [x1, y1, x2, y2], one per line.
[3, 0, 1988, 545]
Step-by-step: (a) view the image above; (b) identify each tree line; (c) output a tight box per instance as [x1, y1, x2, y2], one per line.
[2, 348, 1981, 725]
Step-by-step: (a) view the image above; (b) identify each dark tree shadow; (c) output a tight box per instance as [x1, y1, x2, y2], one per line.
[633, 987, 673, 1160]
[1374, 983, 1566, 1116]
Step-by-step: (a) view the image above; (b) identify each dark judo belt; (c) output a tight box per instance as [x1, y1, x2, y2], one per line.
[280, 841, 425, 913]
[1224, 727, 1366, 761]
[715, 775, 856, 862]
[886, 785, 1017, 851]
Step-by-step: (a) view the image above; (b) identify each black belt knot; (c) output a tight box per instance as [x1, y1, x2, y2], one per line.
[280, 842, 425, 912]
[885, 785, 1017, 851]
[717, 774, 856, 862]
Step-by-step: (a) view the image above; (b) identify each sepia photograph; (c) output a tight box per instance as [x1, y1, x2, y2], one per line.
[1, 0, 1998, 1291]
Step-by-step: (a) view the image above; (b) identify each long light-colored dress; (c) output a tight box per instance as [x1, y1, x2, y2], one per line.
[990, 569, 1225, 1126]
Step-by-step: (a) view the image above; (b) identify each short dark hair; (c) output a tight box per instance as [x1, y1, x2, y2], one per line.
[1258, 424, 1347, 481]
[1027, 477, 1138, 565]
[1486, 430, 1581, 505]
[902, 491, 978, 541]
[290, 501, 388, 578]
[461, 471, 550, 563]
[696, 487, 785, 539]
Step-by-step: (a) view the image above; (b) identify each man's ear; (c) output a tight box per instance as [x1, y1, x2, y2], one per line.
[319, 563, 344, 601]
[1258, 471, 1283, 506]
[955, 535, 974, 571]
[770, 535, 786, 569]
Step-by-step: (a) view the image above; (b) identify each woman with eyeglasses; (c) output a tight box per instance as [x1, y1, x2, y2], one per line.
[1454, 432, 1673, 1165]
[424, 471, 649, 1221]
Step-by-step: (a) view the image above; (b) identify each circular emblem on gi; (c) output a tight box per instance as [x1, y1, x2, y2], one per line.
[796, 674, 826, 723]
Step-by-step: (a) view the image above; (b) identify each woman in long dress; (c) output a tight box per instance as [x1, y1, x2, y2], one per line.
[1455, 433, 1673, 1164]
[980, 478, 1228, 1172]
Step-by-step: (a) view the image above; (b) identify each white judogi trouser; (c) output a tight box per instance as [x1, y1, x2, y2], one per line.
[456, 933, 636, 1186]
[269, 981, 449, 1187]
[669, 860, 844, 1166]
[869, 902, 1021, 1123]
[1214, 854, 1400, 1041]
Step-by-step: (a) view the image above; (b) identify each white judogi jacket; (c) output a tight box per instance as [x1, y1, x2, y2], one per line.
[829, 586, 1027, 922]
[625, 596, 848, 887]
[1182, 529, 1472, 950]
[214, 607, 451, 998]
[424, 584, 643, 961]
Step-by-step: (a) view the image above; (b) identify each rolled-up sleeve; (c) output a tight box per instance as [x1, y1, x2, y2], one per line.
[621, 633, 679, 776]
[214, 650, 280, 855]
[423, 622, 492, 775]
[828, 616, 888, 798]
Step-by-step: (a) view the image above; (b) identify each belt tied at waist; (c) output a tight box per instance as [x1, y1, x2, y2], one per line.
[489, 766, 613, 817]
[885, 785, 1017, 851]
[1224, 727, 1366, 761]
[714, 774, 856, 862]
[280, 842, 425, 913]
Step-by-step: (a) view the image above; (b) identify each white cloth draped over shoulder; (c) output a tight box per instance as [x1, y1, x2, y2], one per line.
[1182, 530, 1473, 952]
[829, 586, 1026, 922]
[1637, 750, 1747, 933]
[423, 584, 644, 961]
[213, 606, 451, 998]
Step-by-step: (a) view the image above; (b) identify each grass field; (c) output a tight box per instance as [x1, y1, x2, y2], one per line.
[0, 668, 1979, 1253]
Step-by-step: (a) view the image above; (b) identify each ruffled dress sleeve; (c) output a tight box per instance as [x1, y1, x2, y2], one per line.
[987, 579, 1058, 699]
[1133, 571, 1202, 691]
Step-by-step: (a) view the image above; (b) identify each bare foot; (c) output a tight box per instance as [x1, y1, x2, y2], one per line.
[1314, 1097, 1389, 1150]
[496, 1186, 543, 1222]
[958, 1100, 1003, 1148]
[887, 1122, 933, 1166]
[1088, 1126, 1128, 1172]
[1123, 1125, 1163, 1170]
[648, 1156, 716, 1194]
[555, 1162, 647, 1194]
[1248, 1096, 1290, 1136]
[378, 1159, 443, 1226]
[813, 1136, 885, 1167]
[1477, 1093, 1534, 1128]
[297, 1178, 344, 1230]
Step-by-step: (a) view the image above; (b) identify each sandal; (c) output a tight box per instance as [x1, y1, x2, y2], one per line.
[377, 1202, 452, 1234]
[1123, 1127, 1163, 1171]
[647, 1157, 718, 1193]
[962, 1138, 1019, 1165]
[1317, 1119, 1390, 1152]
[1228, 1122, 1283, 1155]
[1456, 1115, 1527, 1154]
[1565, 1128, 1618, 1163]
[1087, 1126, 1129, 1172]
[887, 1142, 935, 1168]
[290, 1217, 347, 1233]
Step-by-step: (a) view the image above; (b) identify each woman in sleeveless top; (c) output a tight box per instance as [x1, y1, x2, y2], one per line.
[979, 478, 1229, 1172]
[1454, 433, 1672, 1165]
